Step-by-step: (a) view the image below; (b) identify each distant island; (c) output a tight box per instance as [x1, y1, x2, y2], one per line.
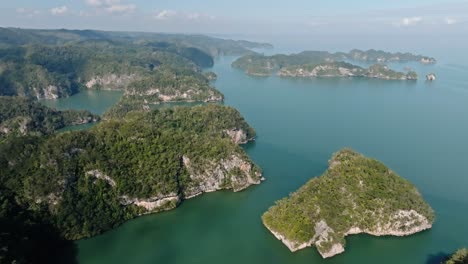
[262, 149, 434, 258]
[232, 49, 435, 80]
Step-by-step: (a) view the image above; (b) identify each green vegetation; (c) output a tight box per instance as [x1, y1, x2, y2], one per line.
[233, 50, 425, 80]
[0, 27, 270, 101]
[0, 96, 99, 138]
[0, 27, 270, 263]
[0, 27, 272, 57]
[262, 149, 434, 258]
[347, 49, 436, 64]
[0, 42, 210, 99]
[0, 104, 259, 244]
[103, 67, 223, 119]
[204, 71, 218, 81]
[445, 249, 468, 264]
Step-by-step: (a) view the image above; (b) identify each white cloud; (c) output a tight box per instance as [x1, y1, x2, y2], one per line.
[85, 0, 103, 7]
[16, 8, 27, 14]
[50, 6, 68, 15]
[394, 16, 423, 27]
[445, 17, 457, 25]
[154, 10, 177, 20]
[187, 13, 201, 20]
[16, 7, 41, 16]
[153, 10, 215, 21]
[84, 0, 136, 14]
[105, 4, 136, 14]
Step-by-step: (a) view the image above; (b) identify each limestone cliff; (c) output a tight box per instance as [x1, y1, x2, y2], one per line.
[85, 74, 139, 90]
[278, 63, 417, 80]
[182, 154, 263, 198]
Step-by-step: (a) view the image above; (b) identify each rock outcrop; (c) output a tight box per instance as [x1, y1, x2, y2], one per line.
[86, 170, 116, 187]
[85, 74, 138, 90]
[224, 128, 251, 144]
[120, 194, 180, 213]
[182, 154, 263, 198]
[426, 73, 436, 81]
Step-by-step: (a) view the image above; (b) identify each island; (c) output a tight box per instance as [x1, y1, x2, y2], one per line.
[262, 149, 434, 258]
[0, 96, 99, 138]
[232, 50, 431, 80]
[445, 249, 468, 264]
[426, 73, 437, 81]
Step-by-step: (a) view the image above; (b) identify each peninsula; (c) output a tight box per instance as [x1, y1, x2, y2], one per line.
[262, 149, 434, 258]
[1, 104, 262, 240]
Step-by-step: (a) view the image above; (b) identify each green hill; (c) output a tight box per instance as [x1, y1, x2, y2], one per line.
[262, 149, 434, 258]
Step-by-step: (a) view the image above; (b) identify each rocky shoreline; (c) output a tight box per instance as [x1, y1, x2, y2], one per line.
[264, 209, 432, 258]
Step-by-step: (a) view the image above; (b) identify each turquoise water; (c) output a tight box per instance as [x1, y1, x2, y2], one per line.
[41, 89, 124, 115]
[72, 56, 468, 263]
[41, 89, 124, 131]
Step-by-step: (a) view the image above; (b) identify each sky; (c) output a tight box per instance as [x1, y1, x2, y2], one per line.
[1, 0, 468, 52]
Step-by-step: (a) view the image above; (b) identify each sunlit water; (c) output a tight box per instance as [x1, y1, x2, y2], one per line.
[48, 53, 468, 263]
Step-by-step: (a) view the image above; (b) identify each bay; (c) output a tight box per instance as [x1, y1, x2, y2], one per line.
[65, 55, 468, 264]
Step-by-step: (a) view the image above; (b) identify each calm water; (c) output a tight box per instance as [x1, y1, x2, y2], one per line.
[41, 89, 124, 115]
[68, 55, 468, 264]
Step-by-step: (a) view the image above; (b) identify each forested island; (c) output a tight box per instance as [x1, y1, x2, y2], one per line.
[262, 149, 434, 258]
[232, 49, 431, 80]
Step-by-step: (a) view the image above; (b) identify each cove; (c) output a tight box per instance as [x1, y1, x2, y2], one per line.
[66, 56, 468, 264]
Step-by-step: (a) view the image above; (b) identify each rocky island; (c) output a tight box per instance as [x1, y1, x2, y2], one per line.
[262, 149, 434, 258]
[426, 73, 437, 81]
[232, 50, 429, 80]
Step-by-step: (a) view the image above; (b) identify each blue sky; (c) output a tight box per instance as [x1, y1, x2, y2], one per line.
[1, 0, 467, 37]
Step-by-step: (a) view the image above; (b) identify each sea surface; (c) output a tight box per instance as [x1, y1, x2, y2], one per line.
[46, 49, 468, 263]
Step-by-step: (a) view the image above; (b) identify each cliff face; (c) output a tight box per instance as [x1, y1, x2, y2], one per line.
[278, 64, 365, 78]
[224, 128, 251, 144]
[278, 64, 417, 80]
[125, 87, 223, 103]
[85, 74, 138, 90]
[182, 154, 262, 198]
[262, 149, 434, 259]
[80, 154, 262, 215]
